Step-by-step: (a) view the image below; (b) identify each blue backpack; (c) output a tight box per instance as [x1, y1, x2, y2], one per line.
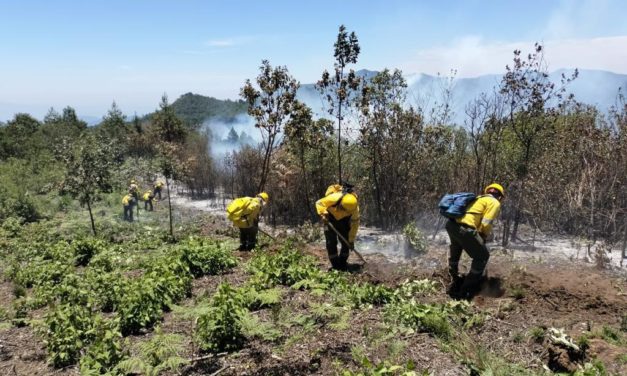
[438, 192, 477, 219]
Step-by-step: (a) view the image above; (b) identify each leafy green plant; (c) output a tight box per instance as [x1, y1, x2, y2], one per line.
[71, 237, 106, 266]
[44, 303, 95, 367]
[241, 312, 282, 341]
[240, 286, 283, 311]
[79, 318, 127, 375]
[195, 283, 247, 353]
[385, 300, 470, 340]
[402, 223, 427, 253]
[529, 326, 545, 342]
[345, 349, 424, 376]
[599, 325, 623, 345]
[509, 285, 526, 300]
[246, 246, 324, 288]
[115, 327, 188, 376]
[175, 236, 237, 277]
[11, 298, 29, 327]
[345, 282, 394, 308]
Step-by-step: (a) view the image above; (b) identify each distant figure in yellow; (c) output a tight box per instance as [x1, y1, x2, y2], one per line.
[129, 180, 140, 206]
[143, 190, 155, 211]
[316, 184, 359, 271]
[122, 194, 134, 221]
[153, 181, 164, 200]
[226, 192, 269, 251]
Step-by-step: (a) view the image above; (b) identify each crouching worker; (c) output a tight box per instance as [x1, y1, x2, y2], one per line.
[143, 190, 155, 211]
[316, 184, 360, 271]
[122, 194, 134, 222]
[446, 183, 504, 299]
[226, 192, 269, 251]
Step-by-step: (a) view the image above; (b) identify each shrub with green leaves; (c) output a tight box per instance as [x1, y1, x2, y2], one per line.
[79, 318, 127, 375]
[246, 246, 323, 288]
[71, 237, 107, 266]
[344, 282, 395, 308]
[175, 237, 237, 277]
[117, 278, 169, 335]
[402, 223, 427, 254]
[195, 283, 247, 353]
[384, 300, 471, 340]
[44, 303, 95, 367]
[115, 328, 188, 376]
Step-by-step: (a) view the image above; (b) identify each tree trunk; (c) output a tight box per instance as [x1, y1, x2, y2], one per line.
[337, 98, 343, 183]
[166, 176, 174, 239]
[621, 221, 627, 261]
[86, 199, 97, 236]
[300, 147, 315, 220]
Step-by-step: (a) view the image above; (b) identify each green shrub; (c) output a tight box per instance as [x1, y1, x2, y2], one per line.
[402, 223, 427, 253]
[384, 300, 470, 340]
[240, 286, 283, 311]
[79, 318, 127, 375]
[71, 237, 106, 266]
[246, 246, 324, 288]
[44, 303, 95, 367]
[86, 270, 127, 312]
[345, 282, 394, 308]
[118, 279, 168, 335]
[176, 237, 237, 277]
[115, 328, 188, 376]
[1, 216, 23, 237]
[195, 283, 247, 353]
[528, 327, 545, 342]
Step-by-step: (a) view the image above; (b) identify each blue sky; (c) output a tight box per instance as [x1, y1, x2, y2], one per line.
[1, 0, 627, 120]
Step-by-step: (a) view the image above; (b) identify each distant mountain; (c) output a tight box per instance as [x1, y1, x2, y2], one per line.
[169, 93, 247, 127]
[298, 69, 627, 125]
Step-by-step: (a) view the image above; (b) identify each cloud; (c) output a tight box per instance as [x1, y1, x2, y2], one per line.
[544, 0, 613, 39]
[401, 35, 627, 77]
[206, 39, 236, 47]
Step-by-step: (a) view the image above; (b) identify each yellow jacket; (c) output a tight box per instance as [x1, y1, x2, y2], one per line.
[143, 191, 154, 201]
[226, 196, 264, 228]
[316, 191, 360, 242]
[456, 195, 501, 237]
[122, 194, 133, 206]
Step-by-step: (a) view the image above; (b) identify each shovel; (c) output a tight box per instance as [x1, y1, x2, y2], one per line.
[326, 221, 367, 264]
[258, 227, 276, 241]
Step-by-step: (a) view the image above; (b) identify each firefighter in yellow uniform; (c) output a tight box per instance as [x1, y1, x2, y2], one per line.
[226, 192, 269, 251]
[143, 190, 155, 211]
[154, 181, 164, 200]
[122, 194, 134, 222]
[445, 183, 504, 298]
[316, 184, 360, 270]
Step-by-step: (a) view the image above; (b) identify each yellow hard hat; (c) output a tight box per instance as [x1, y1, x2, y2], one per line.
[484, 183, 505, 197]
[257, 192, 269, 202]
[340, 193, 358, 212]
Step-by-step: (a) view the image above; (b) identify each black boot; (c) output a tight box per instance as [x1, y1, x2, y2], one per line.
[459, 272, 484, 300]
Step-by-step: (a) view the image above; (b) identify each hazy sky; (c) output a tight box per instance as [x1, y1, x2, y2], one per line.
[1, 0, 627, 120]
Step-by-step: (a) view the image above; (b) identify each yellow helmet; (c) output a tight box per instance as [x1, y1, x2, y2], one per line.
[340, 193, 358, 212]
[484, 183, 505, 197]
[257, 192, 269, 203]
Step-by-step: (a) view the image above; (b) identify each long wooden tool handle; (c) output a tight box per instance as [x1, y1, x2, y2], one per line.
[326, 221, 367, 264]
